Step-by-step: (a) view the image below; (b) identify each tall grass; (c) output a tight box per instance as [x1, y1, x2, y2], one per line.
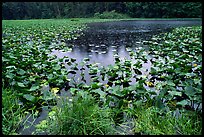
[36, 93, 117, 135]
[133, 106, 202, 135]
[2, 88, 25, 135]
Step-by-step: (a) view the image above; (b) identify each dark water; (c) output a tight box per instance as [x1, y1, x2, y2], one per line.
[52, 20, 201, 66]
[51, 20, 201, 85]
[19, 20, 201, 135]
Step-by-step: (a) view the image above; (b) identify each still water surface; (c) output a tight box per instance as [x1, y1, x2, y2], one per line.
[19, 20, 201, 135]
[51, 20, 201, 85]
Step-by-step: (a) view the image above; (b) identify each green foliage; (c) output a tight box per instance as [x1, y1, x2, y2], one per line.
[133, 106, 202, 135]
[35, 93, 116, 135]
[2, 2, 202, 20]
[148, 26, 202, 112]
[2, 88, 25, 135]
[125, 2, 202, 18]
[94, 10, 129, 19]
[2, 19, 202, 135]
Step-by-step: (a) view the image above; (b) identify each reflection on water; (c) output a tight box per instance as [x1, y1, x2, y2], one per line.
[51, 20, 201, 67]
[18, 20, 201, 135]
[50, 20, 201, 86]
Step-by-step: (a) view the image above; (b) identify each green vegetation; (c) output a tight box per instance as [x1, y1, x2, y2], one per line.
[2, 2, 202, 20]
[148, 26, 202, 112]
[94, 10, 130, 19]
[134, 106, 202, 135]
[2, 88, 25, 135]
[35, 93, 116, 135]
[2, 18, 202, 135]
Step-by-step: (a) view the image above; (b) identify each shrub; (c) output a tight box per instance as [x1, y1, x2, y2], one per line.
[94, 10, 129, 19]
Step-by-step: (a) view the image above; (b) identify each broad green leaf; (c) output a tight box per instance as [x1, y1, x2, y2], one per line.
[17, 69, 26, 75]
[6, 66, 16, 69]
[70, 88, 78, 95]
[111, 85, 123, 97]
[17, 82, 26, 87]
[91, 89, 106, 98]
[167, 81, 175, 86]
[29, 85, 40, 91]
[51, 87, 60, 94]
[168, 91, 182, 97]
[23, 94, 36, 103]
[185, 86, 195, 97]
[177, 100, 188, 107]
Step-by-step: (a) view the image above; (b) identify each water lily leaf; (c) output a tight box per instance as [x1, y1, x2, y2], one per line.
[154, 96, 165, 109]
[70, 88, 78, 95]
[51, 87, 60, 94]
[168, 91, 182, 97]
[17, 82, 26, 87]
[176, 100, 188, 107]
[91, 82, 103, 89]
[91, 89, 106, 98]
[83, 58, 90, 62]
[167, 81, 175, 86]
[42, 90, 54, 101]
[29, 85, 40, 91]
[2, 57, 10, 62]
[184, 86, 196, 97]
[150, 67, 157, 75]
[54, 65, 61, 70]
[23, 94, 36, 103]
[6, 65, 16, 69]
[6, 73, 15, 79]
[112, 85, 123, 97]
[17, 69, 26, 75]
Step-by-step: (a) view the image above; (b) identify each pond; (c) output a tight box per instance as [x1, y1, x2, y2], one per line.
[51, 20, 201, 85]
[18, 20, 201, 135]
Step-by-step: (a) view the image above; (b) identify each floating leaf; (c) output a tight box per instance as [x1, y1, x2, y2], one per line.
[168, 91, 182, 97]
[17, 82, 26, 87]
[70, 88, 78, 95]
[17, 69, 26, 75]
[184, 86, 196, 97]
[91, 89, 106, 98]
[23, 94, 36, 103]
[111, 85, 123, 97]
[176, 100, 188, 107]
[167, 81, 175, 86]
[29, 85, 40, 91]
[51, 87, 60, 94]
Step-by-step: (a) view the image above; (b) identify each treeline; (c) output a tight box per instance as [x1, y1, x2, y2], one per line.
[2, 2, 202, 20]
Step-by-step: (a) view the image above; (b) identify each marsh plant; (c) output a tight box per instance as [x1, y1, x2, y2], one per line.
[2, 19, 202, 135]
[36, 93, 117, 135]
[2, 88, 25, 135]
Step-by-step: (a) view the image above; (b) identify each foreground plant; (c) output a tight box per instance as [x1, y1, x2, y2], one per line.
[133, 106, 202, 135]
[2, 88, 26, 135]
[35, 92, 117, 135]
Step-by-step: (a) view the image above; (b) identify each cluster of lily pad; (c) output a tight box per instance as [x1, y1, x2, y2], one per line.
[50, 26, 202, 118]
[2, 19, 202, 134]
[147, 26, 202, 112]
[2, 19, 87, 111]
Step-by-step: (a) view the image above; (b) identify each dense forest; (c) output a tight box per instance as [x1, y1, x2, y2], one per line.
[2, 2, 202, 20]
